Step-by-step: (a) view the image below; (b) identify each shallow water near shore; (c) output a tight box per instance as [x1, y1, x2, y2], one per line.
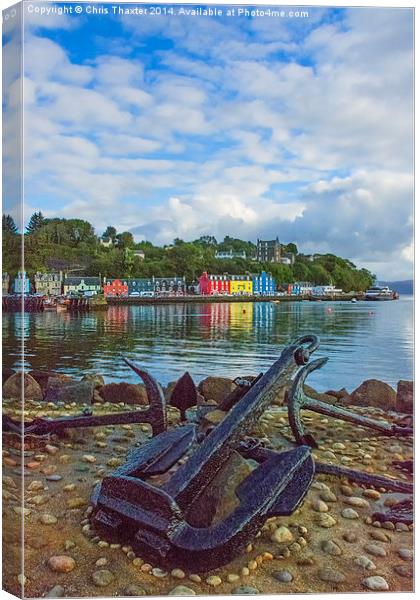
[3, 296, 413, 392]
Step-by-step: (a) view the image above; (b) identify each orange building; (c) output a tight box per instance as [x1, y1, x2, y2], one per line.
[103, 278, 129, 297]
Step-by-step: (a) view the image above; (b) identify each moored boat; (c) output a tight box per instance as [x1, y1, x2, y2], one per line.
[365, 286, 398, 301]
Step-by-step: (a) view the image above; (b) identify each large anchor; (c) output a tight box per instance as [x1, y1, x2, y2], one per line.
[287, 357, 413, 447]
[91, 336, 319, 572]
[2, 358, 166, 438]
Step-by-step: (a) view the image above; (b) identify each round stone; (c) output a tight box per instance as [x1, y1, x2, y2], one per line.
[364, 543, 387, 557]
[40, 514, 57, 525]
[152, 568, 168, 578]
[397, 548, 413, 561]
[46, 474, 62, 482]
[341, 508, 359, 519]
[124, 585, 147, 596]
[171, 568, 186, 579]
[344, 497, 370, 508]
[321, 540, 342, 556]
[92, 570, 115, 587]
[48, 555, 76, 573]
[169, 586, 196, 596]
[206, 575, 222, 587]
[312, 499, 329, 512]
[46, 585, 65, 598]
[318, 567, 346, 584]
[342, 532, 357, 543]
[272, 570, 293, 583]
[370, 530, 391, 543]
[354, 556, 376, 570]
[320, 490, 337, 502]
[232, 586, 260, 594]
[271, 526, 294, 544]
[316, 514, 337, 528]
[362, 576, 389, 591]
[95, 558, 107, 567]
[394, 564, 413, 578]
[362, 489, 381, 500]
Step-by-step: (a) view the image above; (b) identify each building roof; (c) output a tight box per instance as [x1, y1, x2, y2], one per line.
[64, 277, 101, 285]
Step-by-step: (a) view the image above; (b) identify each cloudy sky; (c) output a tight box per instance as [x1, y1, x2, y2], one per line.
[2, 2, 414, 279]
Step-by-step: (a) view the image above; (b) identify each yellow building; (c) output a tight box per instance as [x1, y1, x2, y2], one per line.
[229, 275, 253, 295]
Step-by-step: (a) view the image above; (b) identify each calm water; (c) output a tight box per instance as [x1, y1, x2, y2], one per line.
[2, 297, 414, 392]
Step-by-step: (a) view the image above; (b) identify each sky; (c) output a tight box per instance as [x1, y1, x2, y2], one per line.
[2, 2, 414, 280]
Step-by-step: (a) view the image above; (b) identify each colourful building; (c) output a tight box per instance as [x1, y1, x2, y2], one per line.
[154, 277, 186, 296]
[2, 273, 10, 295]
[13, 271, 30, 295]
[128, 279, 154, 295]
[253, 271, 276, 295]
[34, 272, 63, 296]
[230, 274, 253, 295]
[198, 272, 230, 295]
[104, 278, 129, 297]
[63, 277, 102, 296]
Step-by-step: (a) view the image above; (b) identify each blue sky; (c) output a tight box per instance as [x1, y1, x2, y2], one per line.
[2, 2, 414, 279]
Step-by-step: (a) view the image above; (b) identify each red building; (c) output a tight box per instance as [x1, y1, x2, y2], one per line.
[103, 278, 129, 297]
[198, 272, 230, 295]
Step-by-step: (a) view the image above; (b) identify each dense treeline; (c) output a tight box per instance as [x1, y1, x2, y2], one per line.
[2, 213, 375, 292]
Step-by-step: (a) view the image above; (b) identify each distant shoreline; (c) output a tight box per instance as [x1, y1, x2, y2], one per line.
[106, 294, 364, 305]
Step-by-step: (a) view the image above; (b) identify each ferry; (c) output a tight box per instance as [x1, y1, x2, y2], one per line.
[364, 286, 398, 301]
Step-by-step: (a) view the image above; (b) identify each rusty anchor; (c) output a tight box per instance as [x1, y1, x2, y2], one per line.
[2, 358, 166, 438]
[286, 357, 413, 447]
[91, 335, 320, 571]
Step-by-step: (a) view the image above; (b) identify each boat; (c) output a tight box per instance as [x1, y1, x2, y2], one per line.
[351, 298, 358, 303]
[364, 286, 398, 301]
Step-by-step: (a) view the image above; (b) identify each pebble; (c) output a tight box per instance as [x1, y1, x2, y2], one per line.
[241, 567, 250, 576]
[397, 548, 413, 561]
[312, 499, 329, 512]
[152, 568, 168, 578]
[316, 514, 336, 528]
[232, 586, 259, 594]
[272, 570, 293, 583]
[95, 558, 107, 567]
[323, 451, 336, 460]
[13, 506, 31, 516]
[46, 585, 65, 597]
[354, 556, 376, 570]
[132, 558, 143, 567]
[169, 586, 196, 596]
[364, 543, 387, 557]
[271, 526, 294, 543]
[206, 575, 222, 587]
[64, 540, 75, 550]
[27, 480, 43, 491]
[46, 474, 62, 482]
[82, 455, 96, 464]
[332, 442, 345, 450]
[393, 564, 413, 578]
[362, 489, 381, 500]
[45, 445, 59, 455]
[340, 485, 353, 496]
[63, 484, 76, 492]
[382, 521, 395, 530]
[362, 576, 389, 591]
[67, 497, 86, 509]
[141, 564, 152, 572]
[40, 514, 57, 525]
[342, 532, 357, 543]
[395, 522, 409, 532]
[320, 490, 337, 502]
[227, 574, 240, 583]
[247, 560, 258, 570]
[321, 540, 342, 556]
[171, 568, 186, 579]
[189, 575, 201, 583]
[318, 567, 346, 584]
[48, 556, 76, 573]
[343, 496, 369, 508]
[341, 508, 359, 519]
[369, 530, 391, 543]
[124, 584, 148, 596]
[92, 569, 115, 587]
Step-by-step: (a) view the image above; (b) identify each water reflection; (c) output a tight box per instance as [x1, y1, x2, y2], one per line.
[2, 298, 413, 391]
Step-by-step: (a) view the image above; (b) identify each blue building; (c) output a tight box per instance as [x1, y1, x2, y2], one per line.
[253, 271, 276, 295]
[13, 271, 30, 295]
[128, 278, 154, 295]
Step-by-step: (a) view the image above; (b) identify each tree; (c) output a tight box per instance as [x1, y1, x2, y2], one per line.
[285, 242, 298, 255]
[2, 214, 18, 234]
[103, 226, 117, 241]
[26, 211, 46, 234]
[116, 232, 134, 249]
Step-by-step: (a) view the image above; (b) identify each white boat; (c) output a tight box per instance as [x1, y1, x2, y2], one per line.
[365, 286, 398, 301]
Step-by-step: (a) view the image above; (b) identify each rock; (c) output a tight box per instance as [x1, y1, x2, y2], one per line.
[362, 489, 381, 500]
[321, 540, 342, 556]
[124, 584, 148, 595]
[312, 499, 329, 512]
[354, 556, 376, 570]
[40, 514, 57, 525]
[152, 568, 167, 578]
[271, 526, 294, 544]
[343, 532, 357, 543]
[67, 497, 86, 509]
[198, 376, 237, 404]
[3, 372, 43, 401]
[349, 379, 396, 410]
[232, 586, 260, 594]
[81, 373, 105, 389]
[29, 370, 74, 393]
[320, 490, 337, 502]
[272, 570, 294, 583]
[46, 585, 65, 597]
[364, 543, 387, 557]
[343, 496, 370, 508]
[341, 508, 359, 519]
[318, 567, 346, 584]
[28, 480, 43, 491]
[362, 576, 389, 591]
[370, 530, 391, 543]
[316, 513, 337, 528]
[169, 586, 196, 596]
[303, 385, 337, 405]
[92, 569, 115, 587]
[396, 380, 413, 413]
[171, 569, 186, 579]
[48, 556, 76, 573]
[206, 576, 222, 587]
[324, 388, 350, 401]
[45, 380, 94, 405]
[99, 382, 148, 405]
[394, 564, 413, 578]
[397, 548, 413, 561]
